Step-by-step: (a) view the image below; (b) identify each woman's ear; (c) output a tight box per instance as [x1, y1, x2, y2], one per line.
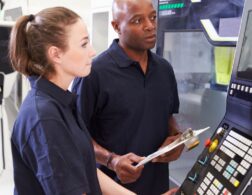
[47, 46, 62, 65]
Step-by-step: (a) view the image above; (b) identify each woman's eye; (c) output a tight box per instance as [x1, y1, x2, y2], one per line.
[81, 42, 88, 48]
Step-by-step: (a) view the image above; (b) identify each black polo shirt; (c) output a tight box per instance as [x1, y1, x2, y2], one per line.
[11, 76, 101, 195]
[72, 39, 179, 195]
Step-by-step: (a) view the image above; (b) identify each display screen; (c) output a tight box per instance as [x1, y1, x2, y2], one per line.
[158, 0, 189, 17]
[159, 2, 185, 10]
[237, 11, 252, 81]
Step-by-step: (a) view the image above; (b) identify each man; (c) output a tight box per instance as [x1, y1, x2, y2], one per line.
[72, 0, 184, 194]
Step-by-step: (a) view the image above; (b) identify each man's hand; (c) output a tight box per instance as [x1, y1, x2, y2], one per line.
[110, 153, 144, 184]
[162, 188, 179, 195]
[152, 134, 184, 163]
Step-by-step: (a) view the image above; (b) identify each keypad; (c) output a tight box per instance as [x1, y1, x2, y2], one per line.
[196, 127, 252, 195]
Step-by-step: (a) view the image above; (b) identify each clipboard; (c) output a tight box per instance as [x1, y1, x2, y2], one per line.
[135, 127, 210, 167]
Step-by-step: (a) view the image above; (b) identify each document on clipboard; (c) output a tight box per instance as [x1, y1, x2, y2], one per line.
[135, 127, 210, 168]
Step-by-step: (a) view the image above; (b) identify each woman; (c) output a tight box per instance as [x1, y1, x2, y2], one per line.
[9, 6, 177, 195]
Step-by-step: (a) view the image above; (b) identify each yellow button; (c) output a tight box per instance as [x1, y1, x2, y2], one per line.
[234, 180, 240, 187]
[209, 139, 219, 153]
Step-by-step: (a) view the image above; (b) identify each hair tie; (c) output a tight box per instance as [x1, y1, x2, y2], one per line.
[28, 14, 35, 22]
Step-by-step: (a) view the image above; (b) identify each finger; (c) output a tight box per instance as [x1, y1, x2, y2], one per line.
[122, 162, 141, 174]
[128, 153, 145, 162]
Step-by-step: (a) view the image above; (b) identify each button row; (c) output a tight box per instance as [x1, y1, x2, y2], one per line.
[197, 172, 215, 195]
[230, 83, 252, 93]
[229, 130, 252, 147]
[226, 135, 249, 153]
[223, 140, 245, 157]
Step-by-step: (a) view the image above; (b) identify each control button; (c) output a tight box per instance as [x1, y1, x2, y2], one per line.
[211, 160, 216, 166]
[220, 145, 235, 158]
[200, 182, 207, 191]
[223, 171, 231, 180]
[241, 85, 245, 91]
[230, 160, 238, 168]
[234, 180, 240, 187]
[217, 127, 225, 136]
[204, 177, 211, 186]
[197, 187, 204, 195]
[241, 160, 250, 169]
[215, 164, 223, 172]
[207, 189, 214, 195]
[218, 158, 226, 167]
[188, 173, 198, 183]
[198, 156, 208, 166]
[226, 165, 235, 175]
[230, 177, 240, 187]
[248, 148, 252, 156]
[250, 87, 252, 94]
[229, 130, 252, 146]
[207, 172, 214, 181]
[223, 140, 245, 157]
[209, 139, 219, 153]
[222, 188, 232, 195]
[237, 84, 241, 90]
[226, 135, 249, 152]
[205, 138, 211, 147]
[245, 154, 252, 163]
[210, 183, 219, 194]
[245, 86, 249, 92]
[237, 165, 247, 175]
[229, 89, 234, 95]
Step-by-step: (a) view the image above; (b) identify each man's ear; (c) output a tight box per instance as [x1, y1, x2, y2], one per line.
[111, 20, 121, 34]
[47, 46, 62, 65]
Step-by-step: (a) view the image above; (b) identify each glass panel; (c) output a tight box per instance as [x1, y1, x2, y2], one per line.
[164, 31, 235, 185]
[237, 10, 252, 81]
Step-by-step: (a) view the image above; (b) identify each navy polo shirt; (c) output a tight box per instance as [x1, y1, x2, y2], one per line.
[11, 76, 101, 195]
[72, 39, 179, 195]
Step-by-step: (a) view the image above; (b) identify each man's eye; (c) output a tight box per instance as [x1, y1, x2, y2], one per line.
[133, 19, 141, 24]
[150, 15, 157, 21]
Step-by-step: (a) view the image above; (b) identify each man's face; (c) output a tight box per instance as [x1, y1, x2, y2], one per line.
[115, 0, 157, 52]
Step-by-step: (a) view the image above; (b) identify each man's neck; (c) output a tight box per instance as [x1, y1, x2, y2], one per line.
[119, 42, 149, 73]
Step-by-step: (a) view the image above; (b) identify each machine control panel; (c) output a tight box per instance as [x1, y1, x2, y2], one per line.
[176, 0, 252, 194]
[196, 127, 252, 195]
[177, 124, 252, 195]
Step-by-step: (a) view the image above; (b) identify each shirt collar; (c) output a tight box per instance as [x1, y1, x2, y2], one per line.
[28, 76, 76, 108]
[108, 39, 156, 69]
[108, 39, 134, 68]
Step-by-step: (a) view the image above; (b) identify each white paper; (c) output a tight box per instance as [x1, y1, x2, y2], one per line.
[135, 127, 210, 167]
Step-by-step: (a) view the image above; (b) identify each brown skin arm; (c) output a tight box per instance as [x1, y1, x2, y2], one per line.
[152, 116, 184, 163]
[92, 139, 144, 184]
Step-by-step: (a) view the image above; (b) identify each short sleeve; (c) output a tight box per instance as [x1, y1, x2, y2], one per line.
[22, 119, 90, 195]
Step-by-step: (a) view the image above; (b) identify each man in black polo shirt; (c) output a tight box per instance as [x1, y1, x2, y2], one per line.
[72, 0, 184, 194]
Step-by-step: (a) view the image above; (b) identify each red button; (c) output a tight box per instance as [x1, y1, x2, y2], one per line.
[205, 138, 211, 147]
